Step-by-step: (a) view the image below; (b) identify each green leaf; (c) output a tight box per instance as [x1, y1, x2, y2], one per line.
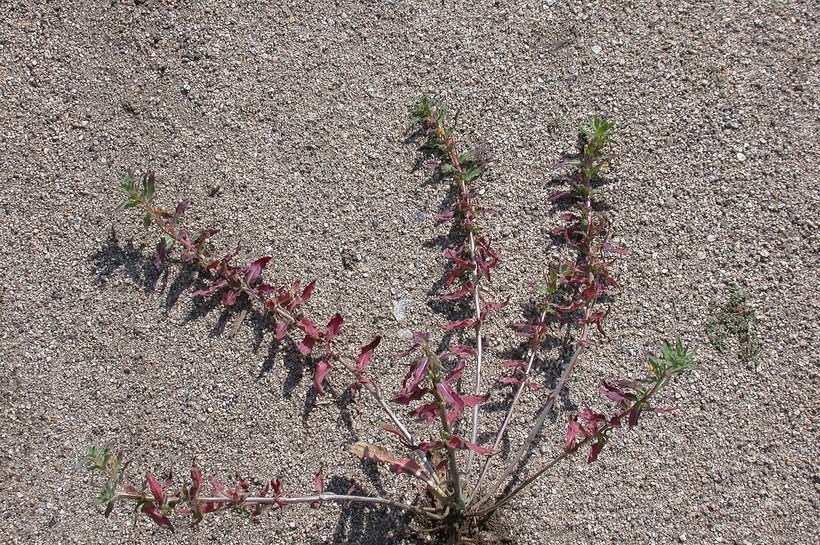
[163, 234, 175, 250]
[142, 214, 152, 230]
[462, 168, 482, 182]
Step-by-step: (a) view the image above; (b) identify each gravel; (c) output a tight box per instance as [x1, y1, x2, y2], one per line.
[1, 1, 818, 544]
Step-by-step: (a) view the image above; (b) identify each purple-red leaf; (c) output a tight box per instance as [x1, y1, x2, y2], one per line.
[356, 336, 381, 371]
[141, 502, 173, 530]
[298, 335, 316, 356]
[314, 469, 324, 494]
[245, 256, 271, 284]
[146, 473, 164, 505]
[301, 280, 316, 303]
[298, 318, 320, 339]
[314, 359, 332, 394]
[461, 394, 488, 407]
[600, 381, 628, 404]
[274, 321, 289, 340]
[588, 437, 605, 463]
[464, 441, 496, 455]
[565, 418, 586, 451]
[192, 279, 228, 297]
[220, 289, 241, 306]
[441, 282, 474, 301]
[175, 198, 192, 217]
[154, 243, 168, 270]
[189, 467, 202, 500]
[443, 318, 476, 331]
[448, 345, 477, 359]
[325, 313, 343, 341]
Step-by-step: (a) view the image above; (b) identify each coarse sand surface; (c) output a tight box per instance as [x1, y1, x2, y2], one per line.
[1, 1, 818, 544]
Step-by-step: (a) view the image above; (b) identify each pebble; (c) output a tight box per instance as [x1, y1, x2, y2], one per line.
[392, 299, 413, 322]
[736, 152, 747, 162]
[697, 251, 707, 260]
[591, 45, 603, 55]
[707, 234, 716, 242]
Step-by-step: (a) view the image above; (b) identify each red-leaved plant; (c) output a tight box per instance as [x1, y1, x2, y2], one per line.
[87, 98, 696, 544]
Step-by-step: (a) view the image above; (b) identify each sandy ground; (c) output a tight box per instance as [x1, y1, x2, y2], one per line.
[1, 1, 818, 544]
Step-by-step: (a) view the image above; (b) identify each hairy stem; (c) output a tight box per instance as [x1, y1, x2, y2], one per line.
[468, 309, 547, 502]
[471, 310, 592, 510]
[473, 373, 668, 517]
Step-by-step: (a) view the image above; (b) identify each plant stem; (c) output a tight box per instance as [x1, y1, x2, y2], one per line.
[471, 310, 592, 511]
[432, 375, 463, 503]
[468, 309, 547, 503]
[336, 356, 442, 486]
[474, 373, 668, 518]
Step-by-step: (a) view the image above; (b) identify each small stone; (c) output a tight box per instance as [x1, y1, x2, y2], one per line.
[396, 328, 413, 341]
[679, 534, 688, 543]
[591, 45, 603, 55]
[707, 235, 716, 242]
[697, 251, 707, 260]
[736, 152, 747, 162]
[392, 299, 412, 322]
[759, 249, 770, 259]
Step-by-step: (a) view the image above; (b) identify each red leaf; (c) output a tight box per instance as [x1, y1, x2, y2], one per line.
[192, 279, 228, 297]
[154, 242, 168, 270]
[410, 402, 439, 423]
[443, 318, 476, 331]
[189, 467, 202, 499]
[175, 198, 192, 217]
[462, 394, 488, 407]
[588, 437, 605, 463]
[389, 459, 426, 480]
[600, 381, 628, 404]
[356, 336, 381, 371]
[298, 335, 316, 356]
[314, 359, 332, 394]
[436, 382, 464, 415]
[565, 418, 585, 451]
[381, 424, 405, 438]
[298, 318, 320, 339]
[245, 256, 272, 284]
[325, 313, 343, 341]
[465, 441, 496, 455]
[501, 360, 526, 368]
[220, 289, 241, 306]
[274, 321, 289, 340]
[499, 377, 521, 385]
[445, 360, 466, 384]
[314, 469, 325, 494]
[301, 280, 316, 303]
[146, 473, 165, 505]
[441, 282, 474, 301]
[141, 502, 174, 530]
[448, 345, 477, 358]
